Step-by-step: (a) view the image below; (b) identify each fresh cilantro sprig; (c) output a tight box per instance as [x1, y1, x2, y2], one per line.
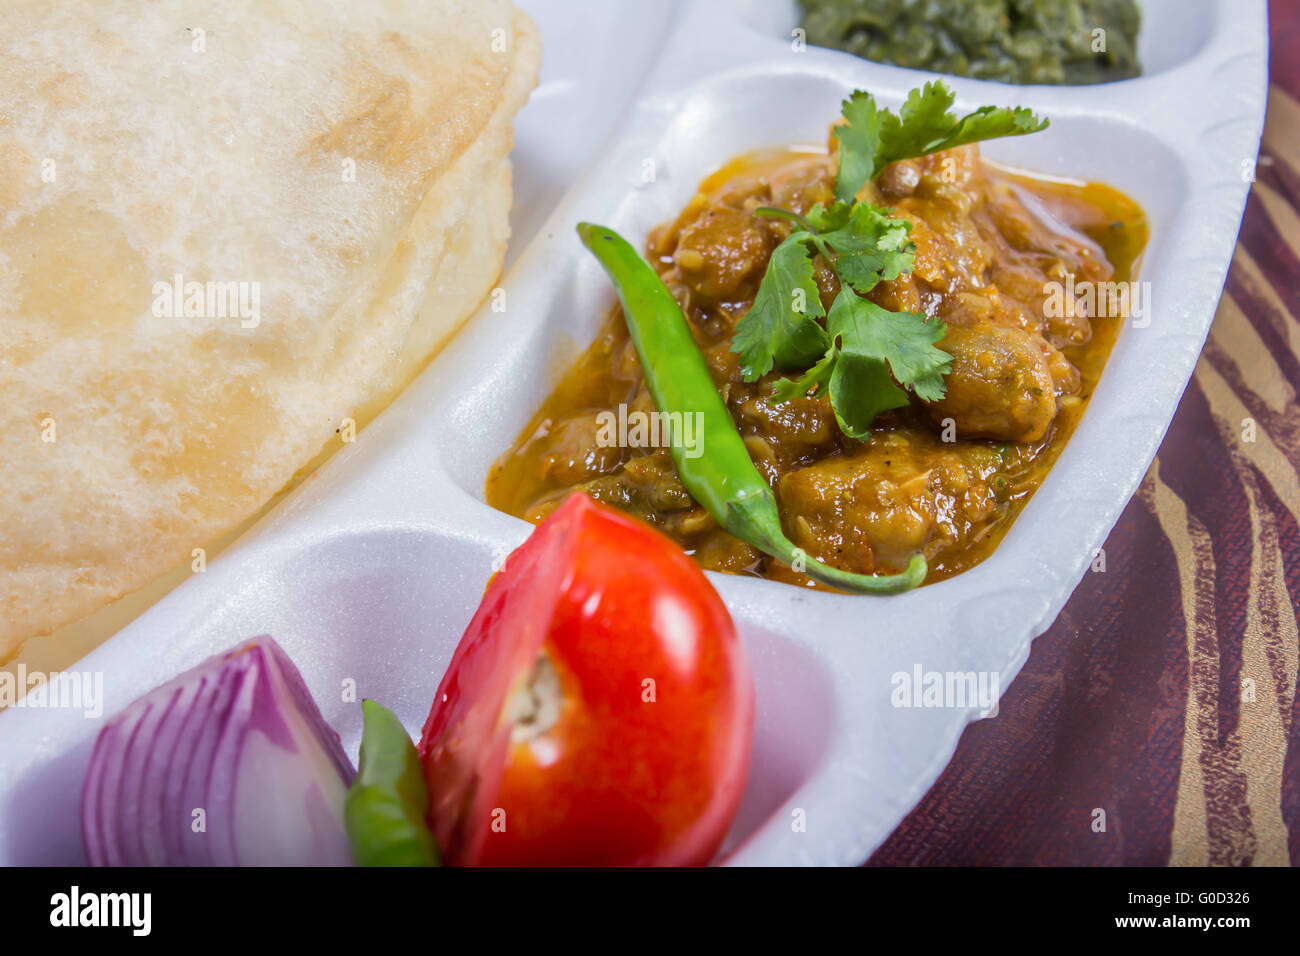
[731, 201, 915, 380]
[834, 81, 1050, 202]
[730, 81, 1048, 438]
[730, 229, 830, 377]
[733, 201, 948, 438]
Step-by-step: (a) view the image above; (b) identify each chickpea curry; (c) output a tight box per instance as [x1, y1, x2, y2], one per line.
[489, 87, 1147, 590]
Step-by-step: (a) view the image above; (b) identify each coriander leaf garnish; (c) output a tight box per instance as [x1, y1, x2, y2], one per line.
[879, 82, 1049, 164]
[832, 80, 1049, 201]
[829, 293, 950, 412]
[827, 352, 908, 441]
[770, 342, 838, 404]
[731, 232, 829, 379]
[731, 80, 1048, 436]
[803, 201, 851, 232]
[775, 291, 951, 439]
[876, 81, 964, 168]
[810, 202, 915, 294]
[737, 201, 914, 386]
[831, 90, 881, 203]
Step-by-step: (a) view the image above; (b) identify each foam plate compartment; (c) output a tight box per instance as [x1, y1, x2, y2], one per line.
[0, 0, 1267, 866]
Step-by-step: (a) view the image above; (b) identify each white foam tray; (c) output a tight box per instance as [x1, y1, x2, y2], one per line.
[0, 0, 1267, 866]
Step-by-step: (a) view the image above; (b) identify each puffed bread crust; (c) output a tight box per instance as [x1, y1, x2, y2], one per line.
[0, 0, 541, 656]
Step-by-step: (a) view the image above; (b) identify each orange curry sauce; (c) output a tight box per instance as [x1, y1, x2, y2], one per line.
[488, 145, 1147, 588]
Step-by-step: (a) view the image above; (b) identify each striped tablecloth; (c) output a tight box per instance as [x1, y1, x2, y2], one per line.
[870, 5, 1297, 867]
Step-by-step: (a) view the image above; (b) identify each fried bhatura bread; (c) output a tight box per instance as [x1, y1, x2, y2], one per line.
[0, 0, 541, 658]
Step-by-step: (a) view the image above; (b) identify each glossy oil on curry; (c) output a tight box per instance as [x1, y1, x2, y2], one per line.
[488, 141, 1147, 589]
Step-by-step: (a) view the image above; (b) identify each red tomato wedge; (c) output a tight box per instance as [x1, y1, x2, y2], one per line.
[418, 493, 754, 866]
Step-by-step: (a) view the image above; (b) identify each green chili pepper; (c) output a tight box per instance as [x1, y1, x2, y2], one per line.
[344, 699, 441, 866]
[576, 222, 927, 594]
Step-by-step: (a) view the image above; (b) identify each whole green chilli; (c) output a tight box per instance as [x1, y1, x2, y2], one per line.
[576, 222, 927, 595]
[344, 699, 441, 867]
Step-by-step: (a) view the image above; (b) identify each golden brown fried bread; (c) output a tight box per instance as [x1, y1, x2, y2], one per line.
[0, 0, 540, 658]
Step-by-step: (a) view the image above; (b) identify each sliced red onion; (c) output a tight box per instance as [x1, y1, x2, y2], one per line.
[82, 637, 355, 866]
